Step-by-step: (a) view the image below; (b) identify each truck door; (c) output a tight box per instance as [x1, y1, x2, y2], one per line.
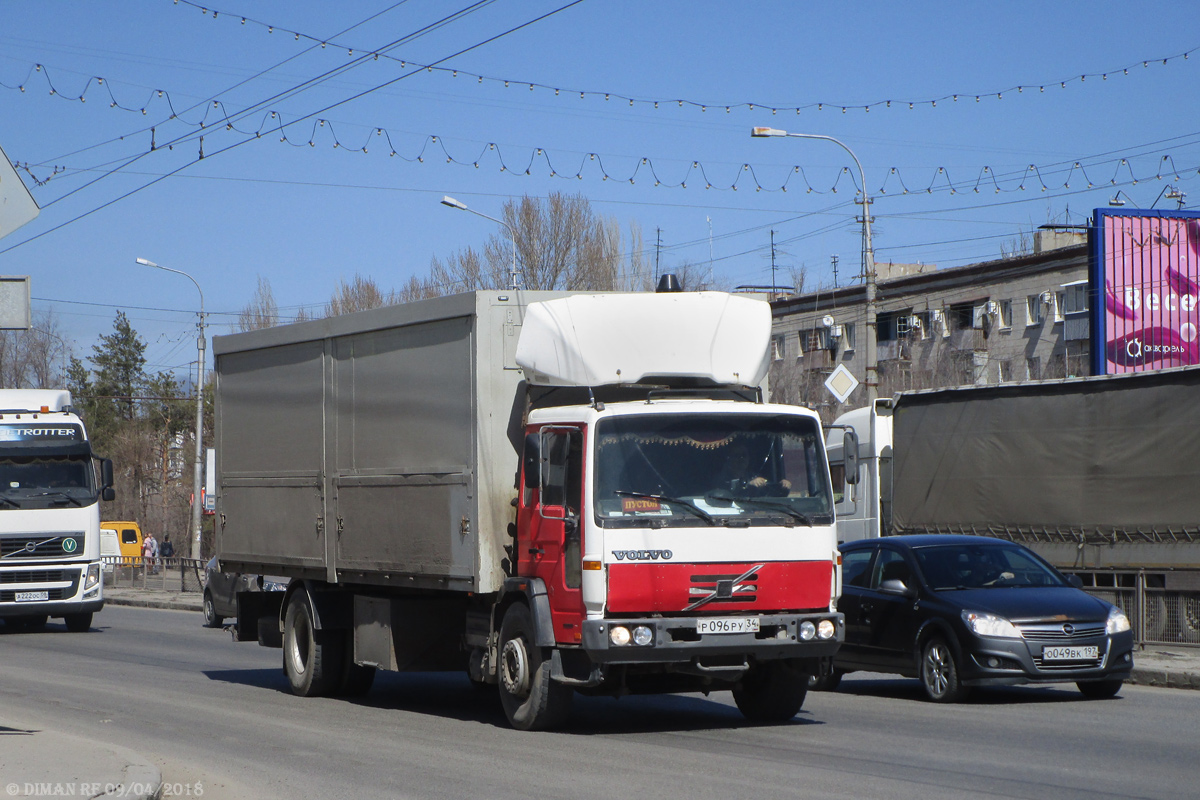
[518, 425, 586, 643]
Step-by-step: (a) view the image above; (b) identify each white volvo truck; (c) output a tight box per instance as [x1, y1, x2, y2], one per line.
[0, 389, 114, 632]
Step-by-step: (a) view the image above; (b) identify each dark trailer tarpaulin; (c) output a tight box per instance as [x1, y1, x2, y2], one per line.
[890, 366, 1200, 547]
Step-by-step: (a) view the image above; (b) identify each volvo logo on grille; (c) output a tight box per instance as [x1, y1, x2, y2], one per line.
[1062, 623, 1075, 636]
[611, 549, 673, 561]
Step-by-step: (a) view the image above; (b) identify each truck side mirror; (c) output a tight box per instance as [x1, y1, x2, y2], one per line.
[100, 458, 115, 501]
[843, 430, 860, 485]
[522, 434, 541, 489]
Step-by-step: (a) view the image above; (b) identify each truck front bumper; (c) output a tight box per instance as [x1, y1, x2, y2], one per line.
[580, 612, 843, 664]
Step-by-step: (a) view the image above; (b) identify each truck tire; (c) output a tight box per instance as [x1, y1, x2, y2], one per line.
[498, 603, 572, 731]
[337, 631, 376, 697]
[733, 660, 808, 722]
[283, 591, 343, 697]
[921, 636, 970, 703]
[203, 591, 224, 628]
[64, 612, 92, 633]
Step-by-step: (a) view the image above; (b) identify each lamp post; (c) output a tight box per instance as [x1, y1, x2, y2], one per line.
[440, 195, 520, 290]
[136, 257, 206, 560]
[751, 127, 878, 403]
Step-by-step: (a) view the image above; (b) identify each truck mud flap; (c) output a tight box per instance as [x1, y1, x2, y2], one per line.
[236, 591, 284, 644]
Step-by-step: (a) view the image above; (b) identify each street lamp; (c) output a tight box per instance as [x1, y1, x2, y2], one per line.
[440, 195, 520, 290]
[136, 257, 206, 561]
[751, 127, 878, 403]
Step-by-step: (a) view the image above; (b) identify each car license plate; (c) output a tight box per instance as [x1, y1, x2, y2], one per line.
[696, 617, 760, 635]
[1042, 645, 1098, 661]
[15, 591, 49, 602]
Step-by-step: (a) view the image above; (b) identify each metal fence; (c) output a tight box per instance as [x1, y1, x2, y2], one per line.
[1076, 571, 1200, 647]
[102, 556, 206, 593]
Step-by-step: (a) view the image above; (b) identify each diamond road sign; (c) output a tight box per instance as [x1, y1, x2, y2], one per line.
[824, 363, 860, 404]
[0, 144, 39, 241]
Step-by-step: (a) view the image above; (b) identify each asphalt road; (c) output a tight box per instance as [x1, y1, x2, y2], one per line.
[1, 605, 1192, 800]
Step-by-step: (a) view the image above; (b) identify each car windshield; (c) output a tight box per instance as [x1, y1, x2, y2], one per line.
[0, 455, 96, 509]
[913, 543, 1068, 590]
[593, 412, 832, 528]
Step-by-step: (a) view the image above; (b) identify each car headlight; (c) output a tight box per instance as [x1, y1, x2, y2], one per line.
[1107, 606, 1132, 634]
[962, 610, 1021, 639]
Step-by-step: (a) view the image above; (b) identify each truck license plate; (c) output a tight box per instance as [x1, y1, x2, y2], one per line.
[696, 617, 760, 635]
[1042, 645, 1098, 661]
[15, 591, 49, 602]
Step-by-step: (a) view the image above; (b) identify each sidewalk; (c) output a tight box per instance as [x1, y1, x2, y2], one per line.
[101, 586, 1200, 690]
[0, 723, 160, 800]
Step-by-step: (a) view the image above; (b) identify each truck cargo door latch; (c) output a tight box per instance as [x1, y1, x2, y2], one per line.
[528, 547, 545, 556]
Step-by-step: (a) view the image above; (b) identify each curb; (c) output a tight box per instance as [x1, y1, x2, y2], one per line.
[1128, 667, 1200, 690]
[104, 595, 203, 613]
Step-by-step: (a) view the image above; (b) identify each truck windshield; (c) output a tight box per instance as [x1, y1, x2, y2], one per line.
[593, 412, 832, 528]
[0, 455, 96, 509]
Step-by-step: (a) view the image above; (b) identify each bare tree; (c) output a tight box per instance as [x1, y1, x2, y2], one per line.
[324, 274, 395, 317]
[0, 309, 73, 388]
[238, 276, 280, 331]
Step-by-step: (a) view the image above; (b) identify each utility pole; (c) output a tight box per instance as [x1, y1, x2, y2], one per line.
[770, 230, 778, 297]
[655, 227, 662, 283]
[831, 254, 839, 289]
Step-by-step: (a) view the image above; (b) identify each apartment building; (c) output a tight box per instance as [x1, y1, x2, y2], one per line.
[768, 230, 1090, 416]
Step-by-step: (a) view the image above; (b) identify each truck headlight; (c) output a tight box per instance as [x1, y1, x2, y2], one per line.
[84, 563, 101, 591]
[1107, 606, 1132, 634]
[609, 626, 631, 646]
[963, 610, 1021, 639]
[632, 626, 653, 646]
[799, 621, 816, 641]
[817, 619, 836, 640]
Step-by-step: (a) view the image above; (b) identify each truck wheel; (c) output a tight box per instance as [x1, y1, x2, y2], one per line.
[808, 657, 843, 692]
[283, 591, 343, 697]
[921, 636, 970, 702]
[64, 612, 92, 633]
[498, 603, 572, 730]
[1077, 679, 1123, 699]
[203, 591, 224, 628]
[733, 660, 808, 722]
[337, 631, 376, 697]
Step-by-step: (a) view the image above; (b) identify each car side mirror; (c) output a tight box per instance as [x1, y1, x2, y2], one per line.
[880, 578, 915, 598]
[1066, 573, 1083, 589]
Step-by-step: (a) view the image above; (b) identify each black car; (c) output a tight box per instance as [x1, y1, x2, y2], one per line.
[203, 556, 285, 628]
[813, 535, 1134, 701]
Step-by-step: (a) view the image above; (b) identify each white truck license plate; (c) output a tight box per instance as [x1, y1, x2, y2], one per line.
[15, 591, 49, 602]
[696, 617, 760, 635]
[1042, 645, 1098, 661]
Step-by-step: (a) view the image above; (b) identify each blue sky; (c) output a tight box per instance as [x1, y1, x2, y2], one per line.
[1, 1, 1198, 379]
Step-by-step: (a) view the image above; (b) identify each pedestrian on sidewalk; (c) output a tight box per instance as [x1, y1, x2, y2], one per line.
[144, 531, 159, 574]
[160, 533, 175, 569]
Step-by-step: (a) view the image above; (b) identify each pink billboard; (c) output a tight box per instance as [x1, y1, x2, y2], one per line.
[1094, 209, 1200, 374]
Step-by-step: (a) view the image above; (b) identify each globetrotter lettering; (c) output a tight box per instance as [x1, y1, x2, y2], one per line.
[611, 549, 673, 561]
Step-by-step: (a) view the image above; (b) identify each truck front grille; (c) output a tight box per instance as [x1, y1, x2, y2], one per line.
[0, 534, 84, 559]
[0, 570, 69, 584]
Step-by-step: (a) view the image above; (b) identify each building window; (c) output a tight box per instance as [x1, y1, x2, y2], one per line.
[842, 322, 856, 351]
[1026, 356, 1041, 380]
[949, 302, 976, 331]
[1026, 295, 1044, 326]
[1053, 291, 1066, 323]
[998, 300, 1013, 330]
[771, 335, 785, 361]
[876, 311, 898, 342]
[997, 359, 1012, 383]
[795, 330, 804, 359]
[1062, 282, 1089, 315]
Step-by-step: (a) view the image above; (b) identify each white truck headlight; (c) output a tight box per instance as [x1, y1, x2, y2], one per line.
[84, 563, 101, 591]
[609, 626, 631, 646]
